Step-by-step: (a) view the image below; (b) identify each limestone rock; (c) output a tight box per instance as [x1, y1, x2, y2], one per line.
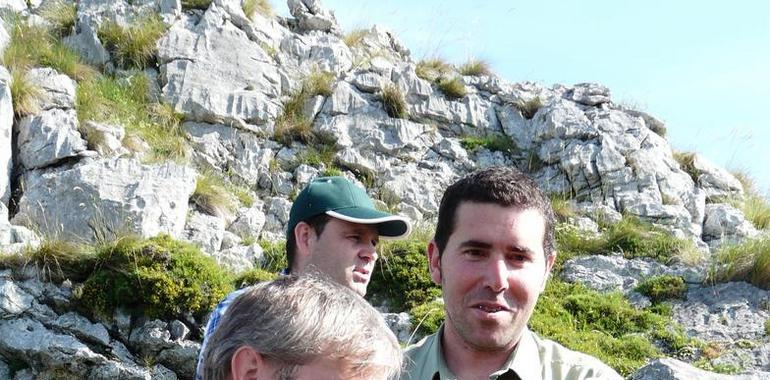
[16, 109, 87, 170]
[183, 211, 225, 255]
[381, 312, 412, 344]
[631, 358, 754, 380]
[128, 319, 173, 357]
[156, 340, 199, 379]
[25, 68, 76, 110]
[0, 66, 12, 206]
[287, 0, 341, 35]
[0, 278, 35, 317]
[216, 242, 263, 273]
[703, 203, 758, 245]
[228, 203, 267, 239]
[63, 20, 111, 66]
[51, 312, 111, 347]
[79, 121, 129, 157]
[13, 158, 196, 242]
[692, 154, 744, 199]
[567, 82, 610, 106]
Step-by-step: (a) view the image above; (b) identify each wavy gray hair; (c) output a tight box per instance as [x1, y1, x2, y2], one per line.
[201, 274, 402, 380]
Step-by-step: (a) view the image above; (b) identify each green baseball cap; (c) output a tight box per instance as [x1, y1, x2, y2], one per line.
[287, 176, 411, 239]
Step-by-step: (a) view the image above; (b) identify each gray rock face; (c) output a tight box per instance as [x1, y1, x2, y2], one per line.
[63, 21, 110, 66]
[0, 278, 35, 317]
[128, 320, 173, 357]
[692, 154, 744, 200]
[567, 82, 611, 106]
[12, 158, 196, 242]
[51, 312, 111, 347]
[157, 5, 282, 129]
[287, 0, 341, 35]
[631, 358, 760, 380]
[703, 204, 758, 245]
[0, 66, 12, 206]
[183, 211, 225, 255]
[16, 109, 87, 170]
[80, 121, 129, 157]
[156, 340, 199, 379]
[25, 68, 76, 110]
[381, 312, 412, 344]
[672, 282, 770, 342]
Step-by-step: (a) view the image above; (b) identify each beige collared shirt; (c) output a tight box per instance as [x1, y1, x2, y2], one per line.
[402, 326, 623, 380]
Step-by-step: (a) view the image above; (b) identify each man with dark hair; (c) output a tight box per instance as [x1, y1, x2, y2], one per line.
[196, 176, 411, 380]
[200, 274, 403, 380]
[402, 167, 621, 380]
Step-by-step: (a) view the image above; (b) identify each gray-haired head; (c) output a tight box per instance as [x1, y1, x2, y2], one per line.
[201, 273, 402, 380]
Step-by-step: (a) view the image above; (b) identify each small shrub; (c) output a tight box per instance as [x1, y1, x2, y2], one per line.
[0, 240, 96, 282]
[436, 77, 466, 99]
[293, 141, 339, 170]
[532, 279, 695, 376]
[242, 0, 272, 20]
[258, 239, 287, 273]
[460, 134, 515, 154]
[367, 232, 441, 311]
[513, 97, 543, 119]
[709, 237, 770, 289]
[636, 275, 686, 303]
[10, 70, 42, 117]
[232, 268, 278, 288]
[415, 58, 452, 82]
[458, 59, 491, 76]
[78, 235, 233, 320]
[38, 0, 77, 38]
[380, 84, 408, 119]
[409, 299, 444, 338]
[673, 151, 698, 181]
[98, 16, 166, 69]
[344, 28, 368, 47]
[192, 172, 238, 218]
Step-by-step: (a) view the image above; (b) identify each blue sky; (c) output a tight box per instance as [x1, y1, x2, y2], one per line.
[294, 1, 770, 195]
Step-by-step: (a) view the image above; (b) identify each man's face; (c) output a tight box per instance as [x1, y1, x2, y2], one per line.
[305, 218, 379, 296]
[428, 202, 555, 352]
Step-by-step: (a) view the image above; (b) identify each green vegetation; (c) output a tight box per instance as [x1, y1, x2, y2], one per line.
[513, 97, 543, 119]
[293, 140, 340, 170]
[636, 275, 686, 303]
[344, 28, 368, 47]
[0, 239, 95, 283]
[460, 133, 515, 154]
[548, 193, 576, 222]
[322, 167, 343, 177]
[181, 0, 212, 10]
[191, 172, 239, 218]
[531, 279, 697, 376]
[243, 0, 273, 20]
[259, 239, 288, 273]
[380, 84, 408, 119]
[555, 216, 699, 266]
[97, 16, 166, 70]
[76, 74, 189, 162]
[436, 77, 466, 99]
[729, 171, 770, 230]
[709, 237, 770, 289]
[673, 151, 699, 182]
[415, 58, 452, 82]
[458, 59, 492, 76]
[409, 299, 444, 338]
[232, 268, 278, 288]
[9, 70, 42, 117]
[274, 71, 336, 145]
[38, 0, 77, 38]
[77, 235, 232, 320]
[765, 318, 770, 336]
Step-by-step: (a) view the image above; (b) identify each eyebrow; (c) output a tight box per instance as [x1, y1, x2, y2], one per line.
[458, 240, 534, 254]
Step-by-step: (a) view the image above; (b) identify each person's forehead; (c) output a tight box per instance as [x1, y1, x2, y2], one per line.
[327, 217, 380, 234]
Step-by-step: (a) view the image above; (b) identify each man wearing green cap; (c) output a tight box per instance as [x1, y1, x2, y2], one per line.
[195, 176, 411, 380]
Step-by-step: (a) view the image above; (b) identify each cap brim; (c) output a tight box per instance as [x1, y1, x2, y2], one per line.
[326, 209, 412, 239]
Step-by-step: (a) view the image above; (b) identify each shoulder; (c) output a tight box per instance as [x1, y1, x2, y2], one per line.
[531, 332, 623, 380]
[401, 333, 440, 380]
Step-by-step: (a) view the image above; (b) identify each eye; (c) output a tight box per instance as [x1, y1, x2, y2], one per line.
[347, 234, 361, 243]
[463, 249, 486, 258]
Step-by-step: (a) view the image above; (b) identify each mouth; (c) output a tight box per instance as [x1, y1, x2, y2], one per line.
[472, 302, 510, 313]
[352, 267, 370, 282]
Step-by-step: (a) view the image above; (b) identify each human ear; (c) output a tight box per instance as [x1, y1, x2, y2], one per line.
[427, 240, 442, 285]
[540, 252, 557, 292]
[230, 346, 264, 380]
[292, 222, 314, 272]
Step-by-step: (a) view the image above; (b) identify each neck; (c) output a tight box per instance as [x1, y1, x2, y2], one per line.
[440, 324, 520, 380]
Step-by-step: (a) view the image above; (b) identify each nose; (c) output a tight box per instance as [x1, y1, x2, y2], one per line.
[359, 241, 378, 263]
[484, 258, 509, 293]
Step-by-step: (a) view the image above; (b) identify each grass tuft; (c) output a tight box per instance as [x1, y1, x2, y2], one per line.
[9, 70, 42, 117]
[673, 151, 698, 181]
[460, 133, 515, 154]
[548, 193, 576, 222]
[274, 71, 335, 145]
[0, 239, 96, 283]
[380, 84, 408, 119]
[458, 59, 492, 76]
[728, 171, 770, 230]
[709, 237, 770, 289]
[191, 172, 239, 218]
[513, 97, 543, 119]
[258, 239, 288, 273]
[436, 77, 466, 99]
[344, 28, 368, 47]
[38, 0, 77, 38]
[98, 16, 166, 70]
[415, 58, 452, 82]
[76, 74, 189, 162]
[636, 275, 686, 303]
[242, 0, 273, 20]
[181, 0, 212, 10]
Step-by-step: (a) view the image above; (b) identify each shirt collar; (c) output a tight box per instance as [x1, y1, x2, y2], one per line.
[427, 326, 538, 380]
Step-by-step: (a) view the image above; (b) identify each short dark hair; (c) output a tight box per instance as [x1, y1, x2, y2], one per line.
[286, 213, 331, 272]
[434, 166, 556, 257]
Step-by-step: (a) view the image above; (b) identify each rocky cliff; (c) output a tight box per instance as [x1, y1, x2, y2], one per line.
[0, 0, 768, 379]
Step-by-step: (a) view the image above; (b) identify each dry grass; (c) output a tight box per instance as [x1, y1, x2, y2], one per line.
[9, 70, 42, 117]
[38, 0, 77, 38]
[458, 59, 492, 76]
[380, 84, 408, 119]
[415, 58, 452, 82]
[98, 16, 166, 69]
[344, 28, 368, 47]
[243, 0, 273, 20]
[437, 77, 466, 99]
[513, 97, 543, 119]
